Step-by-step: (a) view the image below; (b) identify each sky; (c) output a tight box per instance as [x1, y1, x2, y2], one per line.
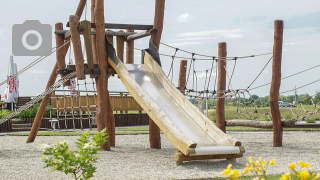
[1, 0, 320, 98]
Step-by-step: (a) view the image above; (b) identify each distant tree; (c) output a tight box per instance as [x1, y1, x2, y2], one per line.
[313, 91, 320, 104]
[251, 94, 259, 100]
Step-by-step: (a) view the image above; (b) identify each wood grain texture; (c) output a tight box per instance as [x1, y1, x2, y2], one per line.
[152, 0, 165, 50]
[116, 35, 125, 62]
[125, 29, 156, 41]
[94, 0, 112, 150]
[149, 117, 161, 149]
[216, 42, 227, 133]
[178, 60, 187, 94]
[80, 20, 94, 69]
[69, 15, 85, 80]
[126, 29, 134, 64]
[75, 0, 87, 18]
[55, 23, 71, 86]
[270, 20, 284, 147]
[226, 119, 295, 128]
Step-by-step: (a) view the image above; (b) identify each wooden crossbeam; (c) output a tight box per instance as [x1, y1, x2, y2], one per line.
[55, 30, 136, 40]
[66, 22, 153, 30]
[126, 29, 157, 41]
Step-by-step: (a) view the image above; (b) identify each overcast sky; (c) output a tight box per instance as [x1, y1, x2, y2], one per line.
[1, 0, 320, 98]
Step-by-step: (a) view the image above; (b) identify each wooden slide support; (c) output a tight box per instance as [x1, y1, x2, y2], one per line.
[116, 35, 125, 62]
[94, 0, 115, 149]
[270, 20, 284, 147]
[126, 29, 134, 64]
[174, 147, 245, 165]
[226, 119, 295, 128]
[216, 42, 227, 133]
[27, 0, 88, 143]
[148, 0, 165, 149]
[178, 60, 187, 95]
[69, 15, 86, 80]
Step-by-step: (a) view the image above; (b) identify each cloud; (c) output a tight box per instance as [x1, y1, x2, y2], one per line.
[178, 29, 243, 39]
[165, 41, 201, 47]
[169, 37, 208, 41]
[177, 13, 195, 23]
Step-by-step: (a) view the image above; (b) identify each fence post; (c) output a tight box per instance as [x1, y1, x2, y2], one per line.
[178, 60, 187, 94]
[270, 20, 284, 147]
[216, 42, 227, 133]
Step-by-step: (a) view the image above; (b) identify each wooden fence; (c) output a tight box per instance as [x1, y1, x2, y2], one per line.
[0, 120, 12, 133]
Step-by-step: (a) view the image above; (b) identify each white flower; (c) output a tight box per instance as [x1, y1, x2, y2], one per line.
[39, 144, 50, 151]
[83, 140, 97, 150]
[74, 153, 81, 158]
[53, 140, 68, 150]
[40, 155, 49, 161]
[53, 159, 63, 164]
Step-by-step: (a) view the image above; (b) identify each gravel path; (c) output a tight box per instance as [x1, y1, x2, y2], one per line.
[1, 132, 320, 179]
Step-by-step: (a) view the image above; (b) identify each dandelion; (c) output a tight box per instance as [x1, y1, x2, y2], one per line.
[280, 172, 291, 180]
[288, 163, 295, 171]
[269, 159, 276, 165]
[261, 160, 266, 169]
[221, 164, 232, 175]
[298, 161, 311, 168]
[297, 170, 310, 179]
[39, 144, 50, 151]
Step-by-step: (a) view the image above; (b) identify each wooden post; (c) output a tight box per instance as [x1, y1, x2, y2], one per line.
[116, 35, 125, 62]
[270, 20, 284, 147]
[216, 42, 227, 133]
[80, 20, 94, 69]
[94, 0, 115, 149]
[126, 29, 134, 64]
[27, 64, 58, 143]
[69, 15, 86, 80]
[152, 0, 165, 50]
[148, 0, 165, 149]
[27, 0, 87, 143]
[91, 0, 98, 65]
[178, 60, 187, 95]
[55, 23, 71, 86]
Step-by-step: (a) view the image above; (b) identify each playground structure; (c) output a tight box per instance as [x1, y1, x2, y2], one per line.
[2, 0, 320, 164]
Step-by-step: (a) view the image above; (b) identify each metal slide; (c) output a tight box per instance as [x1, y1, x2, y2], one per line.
[107, 40, 244, 161]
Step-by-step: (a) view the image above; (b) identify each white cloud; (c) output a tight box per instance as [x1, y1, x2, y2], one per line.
[178, 29, 243, 39]
[166, 41, 201, 47]
[169, 37, 208, 41]
[177, 13, 195, 23]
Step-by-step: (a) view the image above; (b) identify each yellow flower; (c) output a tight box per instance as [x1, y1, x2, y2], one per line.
[229, 169, 240, 179]
[314, 173, 320, 180]
[261, 178, 265, 180]
[288, 163, 295, 171]
[298, 161, 311, 168]
[261, 160, 266, 169]
[248, 157, 253, 164]
[297, 170, 310, 180]
[221, 164, 232, 175]
[256, 167, 264, 174]
[255, 161, 260, 167]
[280, 172, 291, 180]
[242, 167, 253, 175]
[269, 159, 276, 165]
[259, 156, 263, 162]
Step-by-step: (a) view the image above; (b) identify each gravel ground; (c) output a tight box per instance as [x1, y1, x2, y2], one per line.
[1, 132, 320, 180]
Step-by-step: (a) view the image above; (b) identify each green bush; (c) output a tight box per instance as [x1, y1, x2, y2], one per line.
[15, 103, 51, 118]
[284, 113, 293, 120]
[0, 109, 11, 118]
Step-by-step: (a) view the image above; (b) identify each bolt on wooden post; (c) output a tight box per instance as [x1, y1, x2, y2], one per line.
[216, 42, 227, 133]
[270, 20, 284, 147]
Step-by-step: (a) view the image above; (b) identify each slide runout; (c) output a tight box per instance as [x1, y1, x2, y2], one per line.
[106, 39, 244, 158]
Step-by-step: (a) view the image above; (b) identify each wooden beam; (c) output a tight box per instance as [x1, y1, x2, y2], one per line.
[55, 23, 71, 86]
[94, 0, 114, 150]
[80, 20, 94, 69]
[226, 119, 295, 128]
[69, 15, 86, 80]
[67, 22, 153, 30]
[174, 151, 244, 165]
[152, 0, 165, 50]
[216, 42, 227, 133]
[270, 20, 284, 147]
[125, 29, 157, 41]
[178, 60, 187, 95]
[75, 0, 87, 18]
[55, 29, 136, 39]
[90, 0, 98, 78]
[126, 29, 134, 64]
[116, 34, 125, 62]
